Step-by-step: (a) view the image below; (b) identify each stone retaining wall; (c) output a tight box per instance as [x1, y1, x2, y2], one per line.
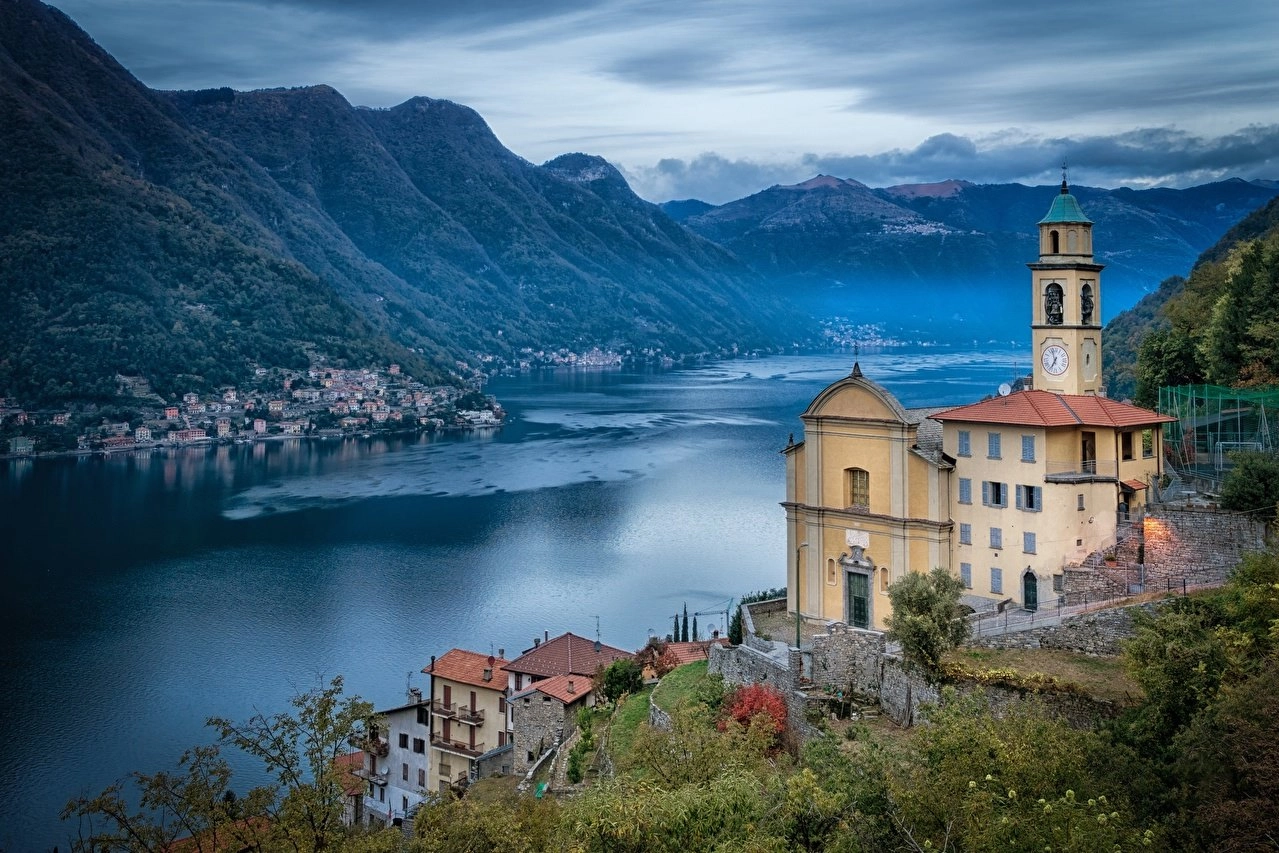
[809, 622, 885, 698]
[1143, 507, 1265, 586]
[966, 602, 1156, 656]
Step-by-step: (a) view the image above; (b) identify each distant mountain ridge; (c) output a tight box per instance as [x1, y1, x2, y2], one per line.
[663, 175, 1279, 335]
[0, 0, 805, 403]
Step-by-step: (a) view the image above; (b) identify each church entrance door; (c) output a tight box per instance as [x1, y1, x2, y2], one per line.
[847, 572, 869, 628]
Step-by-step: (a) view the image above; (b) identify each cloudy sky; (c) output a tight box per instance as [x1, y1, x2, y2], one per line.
[53, 0, 1279, 203]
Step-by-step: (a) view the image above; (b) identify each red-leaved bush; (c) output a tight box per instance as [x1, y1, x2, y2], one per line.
[723, 683, 788, 739]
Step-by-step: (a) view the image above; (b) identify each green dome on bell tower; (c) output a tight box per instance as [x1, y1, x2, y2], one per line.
[1039, 172, 1092, 224]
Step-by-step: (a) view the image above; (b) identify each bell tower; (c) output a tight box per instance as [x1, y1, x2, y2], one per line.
[1029, 169, 1103, 395]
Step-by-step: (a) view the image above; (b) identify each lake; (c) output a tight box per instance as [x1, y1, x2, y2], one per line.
[0, 348, 1023, 848]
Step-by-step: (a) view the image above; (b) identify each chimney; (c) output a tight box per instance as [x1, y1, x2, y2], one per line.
[482, 668, 492, 682]
[408, 686, 422, 703]
[498, 648, 504, 658]
[533, 638, 540, 647]
[567, 679, 575, 694]
[544, 630, 549, 643]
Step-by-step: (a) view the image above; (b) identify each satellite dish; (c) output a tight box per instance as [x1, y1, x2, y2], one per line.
[998, 383, 1012, 397]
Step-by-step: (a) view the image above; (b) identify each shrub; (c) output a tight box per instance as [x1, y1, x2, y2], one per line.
[723, 683, 788, 742]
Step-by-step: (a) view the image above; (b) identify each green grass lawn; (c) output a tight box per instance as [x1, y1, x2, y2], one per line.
[945, 647, 1143, 704]
[606, 685, 653, 763]
[651, 660, 710, 712]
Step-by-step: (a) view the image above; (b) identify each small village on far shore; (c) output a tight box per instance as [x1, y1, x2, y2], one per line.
[0, 362, 507, 459]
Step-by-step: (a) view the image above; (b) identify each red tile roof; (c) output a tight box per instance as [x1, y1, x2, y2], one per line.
[503, 632, 632, 678]
[423, 648, 511, 689]
[930, 390, 1175, 429]
[335, 750, 365, 797]
[521, 673, 593, 705]
[1122, 479, 1149, 490]
[666, 639, 729, 666]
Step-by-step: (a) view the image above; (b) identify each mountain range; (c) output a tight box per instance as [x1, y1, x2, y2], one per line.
[3, 0, 1276, 405]
[0, 0, 802, 404]
[664, 176, 1279, 335]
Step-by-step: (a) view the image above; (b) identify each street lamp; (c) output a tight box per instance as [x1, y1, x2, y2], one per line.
[795, 541, 809, 649]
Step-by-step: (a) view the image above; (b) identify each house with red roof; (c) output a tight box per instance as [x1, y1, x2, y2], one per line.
[422, 648, 514, 792]
[784, 178, 1175, 630]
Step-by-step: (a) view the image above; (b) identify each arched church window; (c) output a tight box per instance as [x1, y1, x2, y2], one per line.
[1044, 283, 1064, 325]
[827, 558, 837, 585]
[846, 468, 869, 509]
[1080, 283, 1094, 325]
[1049, 230, 1060, 253]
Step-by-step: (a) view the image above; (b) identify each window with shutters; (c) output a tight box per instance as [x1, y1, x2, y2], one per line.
[991, 567, 1003, 594]
[982, 481, 1007, 507]
[1021, 434, 1035, 462]
[957, 430, 971, 457]
[959, 478, 972, 504]
[1023, 531, 1036, 554]
[987, 432, 1002, 459]
[959, 523, 971, 544]
[960, 562, 972, 589]
[1016, 484, 1042, 512]
[990, 527, 1003, 549]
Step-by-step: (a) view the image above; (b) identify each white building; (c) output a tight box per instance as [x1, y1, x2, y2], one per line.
[348, 688, 431, 829]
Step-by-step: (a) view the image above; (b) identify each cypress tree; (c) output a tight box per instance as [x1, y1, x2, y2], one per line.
[692, 615, 699, 642]
[673, 613, 680, 642]
[681, 603, 689, 642]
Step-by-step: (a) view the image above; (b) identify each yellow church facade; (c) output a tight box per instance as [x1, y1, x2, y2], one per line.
[783, 179, 1174, 630]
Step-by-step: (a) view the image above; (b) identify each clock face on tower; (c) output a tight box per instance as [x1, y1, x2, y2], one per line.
[1042, 345, 1069, 376]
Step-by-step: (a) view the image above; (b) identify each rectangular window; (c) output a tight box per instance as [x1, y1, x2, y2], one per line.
[1053, 574, 1064, 593]
[991, 567, 1003, 594]
[498, 731, 506, 747]
[959, 478, 972, 504]
[416, 706, 429, 726]
[982, 481, 1007, 507]
[1121, 431, 1134, 461]
[959, 522, 972, 545]
[1023, 531, 1037, 554]
[439, 761, 452, 778]
[418, 768, 426, 787]
[957, 430, 971, 457]
[990, 527, 1003, 549]
[413, 738, 425, 754]
[1142, 429, 1154, 458]
[398, 733, 408, 749]
[960, 562, 972, 589]
[848, 468, 870, 509]
[987, 431, 1002, 459]
[1016, 485, 1042, 512]
[1021, 434, 1035, 462]
[402, 763, 408, 781]
[1077, 493, 1086, 511]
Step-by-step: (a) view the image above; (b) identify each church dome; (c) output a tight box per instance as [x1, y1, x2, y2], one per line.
[1039, 179, 1091, 224]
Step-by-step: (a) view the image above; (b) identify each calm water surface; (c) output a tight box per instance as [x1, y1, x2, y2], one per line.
[0, 349, 1021, 848]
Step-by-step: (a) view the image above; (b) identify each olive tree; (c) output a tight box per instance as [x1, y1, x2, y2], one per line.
[885, 567, 971, 671]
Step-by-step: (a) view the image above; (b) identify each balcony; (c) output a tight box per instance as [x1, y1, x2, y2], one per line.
[430, 733, 485, 758]
[351, 765, 389, 786]
[431, 699, 457, 719]
[457, 705, 485, 725]
[348, 733, 389, 757]
[1044, 459, 1118, 483]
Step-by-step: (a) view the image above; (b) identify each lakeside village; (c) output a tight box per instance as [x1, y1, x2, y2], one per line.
[0, 324, 917, 458]
[0, 362, 508, 458]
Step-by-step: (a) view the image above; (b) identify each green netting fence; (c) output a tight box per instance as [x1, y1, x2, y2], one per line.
[1159, 384, 1278, 474]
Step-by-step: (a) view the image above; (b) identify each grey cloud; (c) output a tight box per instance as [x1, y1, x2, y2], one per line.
[624, 125, 1279, 203]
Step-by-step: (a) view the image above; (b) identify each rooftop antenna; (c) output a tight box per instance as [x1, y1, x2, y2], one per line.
[591, 615, 601, 652]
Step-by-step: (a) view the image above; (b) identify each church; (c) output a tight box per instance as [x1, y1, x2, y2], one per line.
[783, 178, 1175, 629]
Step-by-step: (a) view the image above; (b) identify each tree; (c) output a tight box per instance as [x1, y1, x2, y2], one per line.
[634, 638, 679, 678]
[595, 658, 643, 704]
[1219, 449, 1279, 524]
[723, 683, 788, 746]
[681, 603, 689, 642]
[691, 615, 699, 642]
[61, 745, 267, 852]
[884, 567, 971, 671]
[207, 675, 377, 852]
[672, 613, 680, 643]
